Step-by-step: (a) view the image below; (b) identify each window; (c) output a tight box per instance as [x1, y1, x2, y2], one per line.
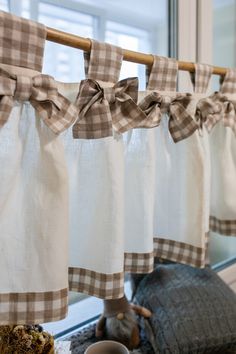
[39, 2, 95, 81]
[213, 0, 236, 68]
[105, 21, 151, 88]
[0, 0, 8, 11]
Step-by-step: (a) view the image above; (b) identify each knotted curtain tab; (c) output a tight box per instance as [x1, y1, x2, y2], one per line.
[0, 11, 46, 71]
[220, 69, 236, 94]
[190, 63, 213, 94]
[196, 68, 236, 134]
[73, 77, 146, 139]
[146, 56, 178, 91]
[73, 39, 145, 138]
[84, 40, 123, 84]
[138, 92, 198, 142]
[196, 92, 236, 135]
[0, 68, 77, 134]
[142, 55, 199, 142]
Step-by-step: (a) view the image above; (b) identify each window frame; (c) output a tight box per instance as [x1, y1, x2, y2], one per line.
[177, 0, 213, 91]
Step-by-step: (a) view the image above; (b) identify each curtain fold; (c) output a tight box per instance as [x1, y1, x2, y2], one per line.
[66, 43, 213, 300]
[209, 70, 236, 236]
[0, 11, 77, 324]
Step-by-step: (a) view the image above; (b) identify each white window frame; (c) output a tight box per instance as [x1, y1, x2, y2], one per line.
[177, 0, 213, 91]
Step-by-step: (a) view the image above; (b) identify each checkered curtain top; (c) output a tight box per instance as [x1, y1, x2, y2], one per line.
[73, 40, 146, 139]
[139, 55, 198, 142]
[190, 63, 213, 94]
[84, 40, 123, 83]
[220, 69, 236, 94]
[146, 55, 178, 91]
[0, 11, 46, 71]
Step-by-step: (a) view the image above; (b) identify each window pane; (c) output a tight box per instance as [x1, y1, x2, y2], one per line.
[214, 0, 236, 68]
[104, 0, 168, 89]
[39, 2, 95, 82]
[106, 21, 150, 88]
[21, 0, 30, 18]
[211, 0, 236, 265]
[0, 0, 8, 11]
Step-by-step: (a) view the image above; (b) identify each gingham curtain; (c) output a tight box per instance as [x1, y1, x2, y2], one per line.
[0, 11, 77, 325]
[1, 10, 236, 326]
[197, 70, 236, 237]
[64, 42, 213, 301]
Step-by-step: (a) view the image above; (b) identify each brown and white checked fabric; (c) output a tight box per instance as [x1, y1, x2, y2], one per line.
[84, 40, 123, 84]
[0, 11, 46, 71]
[73, 40, 145, 139]
[196, 70, 236, 238]
[0, 12, 76, 324]
[153, 237, 208, 268]
[124, 252, 154, 273]
[190, 63, 212, 94]
[0, 67, 77, 134]
[219, 70, 236, 134]
[146, 56, 178, 91]
[196, 92, 236, 134]
[220, 68, 236, 94]
[69, 252, 154, 299]
[140, 55, 199, 142]
[69, 268, 125, 299]
[210, 216, 236, 236]
[0, 289, 68, 325]
[68, 238, 209, 299]
[139, 88, 198, 142]
[73, 77, 145, 139]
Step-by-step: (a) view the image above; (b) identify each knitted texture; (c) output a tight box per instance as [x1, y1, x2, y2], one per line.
[133, 264, 236, 354]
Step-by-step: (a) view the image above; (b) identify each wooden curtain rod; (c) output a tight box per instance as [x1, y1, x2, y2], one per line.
[46, 26, 228, 76]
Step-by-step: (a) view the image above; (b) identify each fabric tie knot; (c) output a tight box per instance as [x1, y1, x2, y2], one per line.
[160, 95, 172, 114]
[138, 92, 198, 142]
[102, 86, 116, 103]
[197, 92, 236, 134]
[14, 75, 33, 101]
[73, 77, 145, 139]
[0, 67, 77, 134]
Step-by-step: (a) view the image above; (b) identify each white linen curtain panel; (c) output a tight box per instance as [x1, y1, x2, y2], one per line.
[0, 10, 235, 325]
[0, 11, 77, 324]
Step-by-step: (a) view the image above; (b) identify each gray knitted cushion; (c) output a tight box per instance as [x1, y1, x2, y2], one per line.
[133, 264, 236, 354]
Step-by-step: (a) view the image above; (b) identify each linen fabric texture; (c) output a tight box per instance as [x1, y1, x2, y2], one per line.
[66, 44, 213, 301]
[0, 11, 77, 324]
[199, 70, 236, 237]
[67, 40, 140, 299]
[139, 59, 211, 268]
